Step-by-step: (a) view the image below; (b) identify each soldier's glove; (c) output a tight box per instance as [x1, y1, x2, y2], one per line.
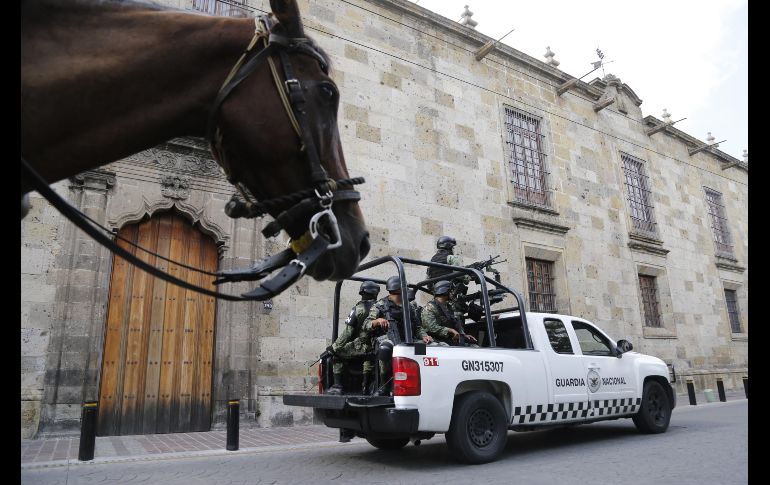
[319, 346, 335, 360]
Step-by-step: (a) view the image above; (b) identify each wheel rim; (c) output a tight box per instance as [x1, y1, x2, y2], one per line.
[468, 408, 495, 447]
[646, 387, 668, 426]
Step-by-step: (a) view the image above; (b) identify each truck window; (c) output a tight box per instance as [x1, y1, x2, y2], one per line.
[543, 318, 573, 354]
[571, 321, 614, 356]
[494, 316, 527, 349]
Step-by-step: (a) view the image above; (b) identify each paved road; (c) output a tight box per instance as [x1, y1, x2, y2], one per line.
[21, 400, 747, 485]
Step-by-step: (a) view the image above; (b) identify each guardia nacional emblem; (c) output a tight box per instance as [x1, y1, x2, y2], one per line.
[587, 369, 601, 393]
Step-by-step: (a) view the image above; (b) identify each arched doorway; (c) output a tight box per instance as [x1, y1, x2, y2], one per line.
[97, 211, 218, 435]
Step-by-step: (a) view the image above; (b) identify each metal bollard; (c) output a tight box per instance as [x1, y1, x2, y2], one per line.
[78, 401, 98, 461]
[686, 378, 697, 406]
[226, 399, 240, 451]
[716, 377, 726, 402]
[742, 376, 748, 399]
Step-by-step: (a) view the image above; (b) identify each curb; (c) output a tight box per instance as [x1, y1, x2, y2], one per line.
[672, 397, 747, 413]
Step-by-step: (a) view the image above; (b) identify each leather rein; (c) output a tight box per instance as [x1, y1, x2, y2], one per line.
[21, 14, 365, 302]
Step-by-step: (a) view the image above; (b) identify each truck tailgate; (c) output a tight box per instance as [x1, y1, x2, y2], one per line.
[283, 394, 395, 410]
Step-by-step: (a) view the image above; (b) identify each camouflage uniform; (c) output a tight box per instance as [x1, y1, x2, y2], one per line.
[422, 299, 478, 347]
[332, 299, 376, 374]
[362, 296, 428, 388]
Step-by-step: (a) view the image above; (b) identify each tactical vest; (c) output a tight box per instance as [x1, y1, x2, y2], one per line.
[345, 299, 376, 329]
[376, 298, 408, 341]
[428, 300, 459, 330]
[427, 249, 453, 281]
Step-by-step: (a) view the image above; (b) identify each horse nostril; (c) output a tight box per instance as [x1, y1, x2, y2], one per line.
[359, 232, 371, 259]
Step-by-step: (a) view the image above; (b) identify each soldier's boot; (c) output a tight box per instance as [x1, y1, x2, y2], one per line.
[361, 372, 373, 395]
[326, 373, 345, 395]
[339, 428, 355, 443]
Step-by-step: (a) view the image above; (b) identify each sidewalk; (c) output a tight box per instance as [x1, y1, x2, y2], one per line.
[21, 389, 747, 469]
[21, 424, 342, 469]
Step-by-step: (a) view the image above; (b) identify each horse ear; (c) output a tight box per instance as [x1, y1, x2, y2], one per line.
[269, 0, 305, 37]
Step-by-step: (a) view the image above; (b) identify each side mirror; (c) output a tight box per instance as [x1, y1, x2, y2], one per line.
[616, 339, 633, 356]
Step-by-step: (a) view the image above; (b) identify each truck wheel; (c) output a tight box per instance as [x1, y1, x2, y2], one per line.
[365, 436, 410, 450]
[446, 391, 508, 464]
[633, 380, 671, 434]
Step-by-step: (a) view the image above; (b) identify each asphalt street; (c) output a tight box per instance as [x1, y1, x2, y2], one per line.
[21, 400, 747, 485]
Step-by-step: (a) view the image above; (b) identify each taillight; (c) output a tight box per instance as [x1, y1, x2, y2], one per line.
[393, 357, 421, 396]
[318, 360, 324, 394]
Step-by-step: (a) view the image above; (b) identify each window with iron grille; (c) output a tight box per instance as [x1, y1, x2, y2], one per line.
[192, 0, 248, 17]
[704, 188, 735, 257]
[526, 258, 557, 313]
[621, 153, 658, 236]
[638, 274, 662, 327]
[724, 289, 743, 333]
[504, 107, 550, 208]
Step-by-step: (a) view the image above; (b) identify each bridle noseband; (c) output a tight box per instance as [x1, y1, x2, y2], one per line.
[206, 15, 366, 300]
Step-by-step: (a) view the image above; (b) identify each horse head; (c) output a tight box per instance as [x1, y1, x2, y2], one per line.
[210, 0, 369, 283]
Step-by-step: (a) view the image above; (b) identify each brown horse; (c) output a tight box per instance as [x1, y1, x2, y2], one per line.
[21, 0, 370, 283]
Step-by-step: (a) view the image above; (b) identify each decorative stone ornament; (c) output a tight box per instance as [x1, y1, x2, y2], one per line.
[460, 5, 477, 29]
[743, 149, 748, 164]
[544, 46, 560, 67]
[160, 174, 191, 200]
[662, 109, 672, 124]
[706, 132, 715, 145]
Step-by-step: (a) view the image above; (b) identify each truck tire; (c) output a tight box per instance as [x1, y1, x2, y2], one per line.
[365, 436, 410, 450]
[446, 391, 508, 464]
[633, 380, 671, 434]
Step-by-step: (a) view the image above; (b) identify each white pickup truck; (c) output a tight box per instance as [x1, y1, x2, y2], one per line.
[284, 256, 675, 464]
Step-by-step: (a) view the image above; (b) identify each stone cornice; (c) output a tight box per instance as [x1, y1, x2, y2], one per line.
[627, 232, 669, 256]
[644, 116, 747, 173]
[69, 169, 116, 192]
[367, 0, 605, 101]
[715, 256, 745, 273]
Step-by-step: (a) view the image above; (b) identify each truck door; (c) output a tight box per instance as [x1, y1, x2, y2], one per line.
[532, 317, 590, 423]
[570, 320, 639, 418]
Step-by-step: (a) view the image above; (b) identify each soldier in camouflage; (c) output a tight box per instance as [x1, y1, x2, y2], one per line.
[326, 281, 380, 395]
[422, 280, 479, 346]
[362, 275, 433, 395]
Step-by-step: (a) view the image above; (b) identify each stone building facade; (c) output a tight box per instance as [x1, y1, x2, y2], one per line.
[21, 0, 748, 438]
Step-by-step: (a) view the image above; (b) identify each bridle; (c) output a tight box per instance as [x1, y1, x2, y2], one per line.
[205, 14, 366, 300]
[20, 14, 365, 302]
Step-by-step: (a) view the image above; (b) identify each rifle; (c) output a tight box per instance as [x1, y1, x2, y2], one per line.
[465, 255, 506, 282]
[375, 300, 403, 345]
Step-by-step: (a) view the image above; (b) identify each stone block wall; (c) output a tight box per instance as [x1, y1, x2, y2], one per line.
[21, 0, 747, 437]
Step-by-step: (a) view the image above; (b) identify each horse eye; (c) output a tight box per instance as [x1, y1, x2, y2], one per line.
[320, 84, 336, 100]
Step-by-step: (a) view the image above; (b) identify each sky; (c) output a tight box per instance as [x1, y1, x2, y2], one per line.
[411, 0, 748, 162]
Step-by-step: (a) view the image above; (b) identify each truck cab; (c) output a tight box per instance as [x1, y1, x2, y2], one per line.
[284, 256, 675, 463]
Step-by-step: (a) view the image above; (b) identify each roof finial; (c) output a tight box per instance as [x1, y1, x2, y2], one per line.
[460, 5, 478, 29]
[743, 149, 748, 164]
[706, 132, 715, 144]
[662, 109, 672, 124]
[544, 46, 560, 67]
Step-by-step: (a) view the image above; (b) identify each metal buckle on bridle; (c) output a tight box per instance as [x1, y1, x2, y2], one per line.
[288, 258, 308, 277]
[285, 78, 301, 91]
[309, 188, 341, 250]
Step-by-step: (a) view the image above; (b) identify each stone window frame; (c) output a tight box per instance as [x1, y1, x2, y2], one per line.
[635, 263, 676, 339]
[722, 280, 747, 340]
[638, 274, 662, 328]
[520, 244, 570, 315]
[619, 151, 660, 240]
[703, 186, 735, 259]
[501, 105, 555, 213]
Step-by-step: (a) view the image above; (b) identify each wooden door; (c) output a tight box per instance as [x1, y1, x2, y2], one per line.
[97, 212, 218, 436]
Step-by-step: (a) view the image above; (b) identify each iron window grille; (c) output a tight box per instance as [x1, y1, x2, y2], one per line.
[724, 289, 743, 333]
[704, 188, 735, 258]
[621, 153, 658, 237]
[192, 0, 249, 17]
[504, 107, 551, 208]
[638, 274, 662, 328]
[526, 258, 557, 313]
